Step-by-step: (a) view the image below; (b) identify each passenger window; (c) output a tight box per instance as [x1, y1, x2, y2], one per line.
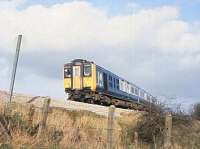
[109, 75, 112, 81]
[131, 87, 134, 94]
[84, 64, 91, 76]
[116, 79, 119, 84]
[140, 91, 144, 97]
[97, 71, 103, 87]
[135, 88, 139, 95]
[109, 82, 113, 88]
[109, 75, 113, 88]
[113, 79, 118, 90]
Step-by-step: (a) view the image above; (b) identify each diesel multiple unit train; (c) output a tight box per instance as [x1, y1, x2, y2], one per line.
[64, 59, 155, 110]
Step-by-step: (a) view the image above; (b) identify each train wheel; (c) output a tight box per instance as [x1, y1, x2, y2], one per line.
[90, 99, 94, 104]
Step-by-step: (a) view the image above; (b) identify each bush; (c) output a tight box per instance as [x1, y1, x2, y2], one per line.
[120, 101, 193, 146]
[135, 113, 165, 143]
[0, 112, 39, 137]
[48, 127, 64, 145]
[192, 103, 200, 120]
[119, 111, 165, 145]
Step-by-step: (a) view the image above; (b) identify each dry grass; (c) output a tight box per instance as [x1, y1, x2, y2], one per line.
[0, 100, 143, 149]
[0, 100, 200, 149]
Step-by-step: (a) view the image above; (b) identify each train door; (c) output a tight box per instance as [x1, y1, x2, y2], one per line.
[72, 66, 82, 89]
[103, 73, 108, 91]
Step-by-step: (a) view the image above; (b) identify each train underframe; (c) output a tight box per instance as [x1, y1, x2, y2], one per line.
[66, 89, 150, 111]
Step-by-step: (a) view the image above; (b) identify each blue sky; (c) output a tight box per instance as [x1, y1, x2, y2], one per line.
[0, 0, 200, 110]
[19, 0, 200, 22]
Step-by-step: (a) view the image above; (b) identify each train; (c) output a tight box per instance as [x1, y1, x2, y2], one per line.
[64, 59, 155, 110]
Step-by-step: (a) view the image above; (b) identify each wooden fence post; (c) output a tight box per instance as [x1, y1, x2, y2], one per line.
[134, 131, 139, 149]
[107, 105, 115, 149]
[36, 98, 51, 140]
[0, 122, 11, 141]
[153, 135, 158, 149]
[27, 104, 35, 126]
[95, 128, 103, 148]
[164, 112, 172, 149]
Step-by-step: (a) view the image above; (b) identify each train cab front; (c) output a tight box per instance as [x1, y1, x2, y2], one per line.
[64, 59, 96, 101]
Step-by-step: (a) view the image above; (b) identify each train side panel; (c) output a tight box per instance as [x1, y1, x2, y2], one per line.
[64, 65, 72, 89]
[83, 63, 96, 91]
[96, 65, 139, 102]
[64, 78, 71, 89]
[96, 66, 105, 91]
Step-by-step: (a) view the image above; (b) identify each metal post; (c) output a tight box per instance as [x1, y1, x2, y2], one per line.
[9, 35, 22, 102]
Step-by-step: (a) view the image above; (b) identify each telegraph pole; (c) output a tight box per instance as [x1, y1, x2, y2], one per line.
[9, 35, 22, 102]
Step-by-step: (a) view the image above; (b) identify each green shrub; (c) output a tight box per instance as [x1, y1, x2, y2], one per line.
[135, 113, 165, 143]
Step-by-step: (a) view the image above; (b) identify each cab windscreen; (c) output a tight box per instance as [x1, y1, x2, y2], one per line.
[64, 67, 72, 78]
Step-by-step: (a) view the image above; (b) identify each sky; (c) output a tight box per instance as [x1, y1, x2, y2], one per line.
[0, 0, 200, 110]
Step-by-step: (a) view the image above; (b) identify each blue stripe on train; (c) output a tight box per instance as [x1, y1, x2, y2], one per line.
[95, 64, 146, 103]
